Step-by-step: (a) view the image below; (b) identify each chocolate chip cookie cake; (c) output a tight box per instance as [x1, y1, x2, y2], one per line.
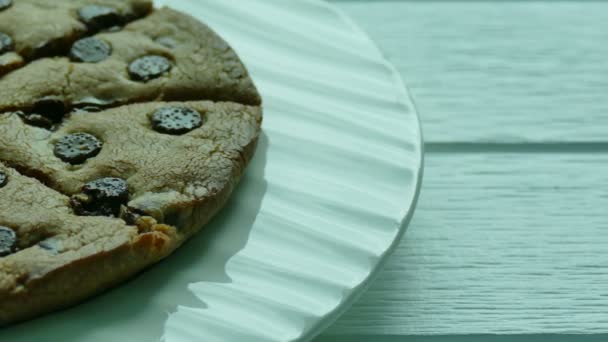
[0, 0, 262, 324]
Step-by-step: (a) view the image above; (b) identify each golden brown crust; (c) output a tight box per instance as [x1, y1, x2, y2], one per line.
[1, 230, 174, 324]
[0, 2, 262, 325]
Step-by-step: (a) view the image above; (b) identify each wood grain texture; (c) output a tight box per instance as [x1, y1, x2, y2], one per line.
[315, 1, 607, 339]
[315, 335, 608, 342]
[323, 152, 608, 335]
[335, 1, 608, 143]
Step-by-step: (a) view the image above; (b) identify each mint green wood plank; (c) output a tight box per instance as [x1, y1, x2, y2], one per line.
[335, 1, 608, 143]
[322, 153, 608, 335]
[315, 335, 608, 342]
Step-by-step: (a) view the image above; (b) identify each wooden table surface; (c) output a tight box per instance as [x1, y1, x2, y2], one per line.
[316, 1, 608, 340]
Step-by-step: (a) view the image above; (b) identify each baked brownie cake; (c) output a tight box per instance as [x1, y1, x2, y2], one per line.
[0, 0, 262, 325]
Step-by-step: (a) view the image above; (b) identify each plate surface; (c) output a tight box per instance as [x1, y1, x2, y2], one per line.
[0, 1, 422, 341]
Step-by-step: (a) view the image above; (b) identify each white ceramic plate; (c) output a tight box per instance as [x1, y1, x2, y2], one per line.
[1, 1, 422, 341]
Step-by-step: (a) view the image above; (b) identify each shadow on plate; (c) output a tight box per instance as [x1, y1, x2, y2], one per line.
[1, 133, 269, 342]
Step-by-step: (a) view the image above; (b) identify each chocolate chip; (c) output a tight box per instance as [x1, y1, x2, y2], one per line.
[0, 171, 7, 188]
[78, 5, 124, 31]
[0, 227, 16, 257]
[54, 133, 102, 164]
[32, 98, 66, 123]
[0, 0, 11, 11]
[20, 99, 66, 129]
[0, 32, 13, 54]
[151, 107, 203, 135]
[30, 38, 68, 59]
[71, 177, 129, 217]
[128, 55, 172, 82]
[70, 37, 112, 63]
[83, 178, 128, 203]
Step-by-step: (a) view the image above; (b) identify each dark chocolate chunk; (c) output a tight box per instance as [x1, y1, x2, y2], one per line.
[0, 0, 12, 11]
[128, 55, 172, 82]
[78, 5, 124, 31]
[69, 37, 112, 63]
[32, 98, 66, 123]
[71, 177, 129, 217]
[0, 171, 7, 188]
[83, 178, 129, 203]
[54, 133, 102, 164]
[18, 98, 66, 129]
[0, 227, 16, 257]
[30, 38, 68, 59]
[151, 107, 203, 135]
[0, 32, 13, 54]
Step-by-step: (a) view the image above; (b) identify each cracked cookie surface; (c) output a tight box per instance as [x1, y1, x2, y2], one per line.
[0, 0, 261, 325]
